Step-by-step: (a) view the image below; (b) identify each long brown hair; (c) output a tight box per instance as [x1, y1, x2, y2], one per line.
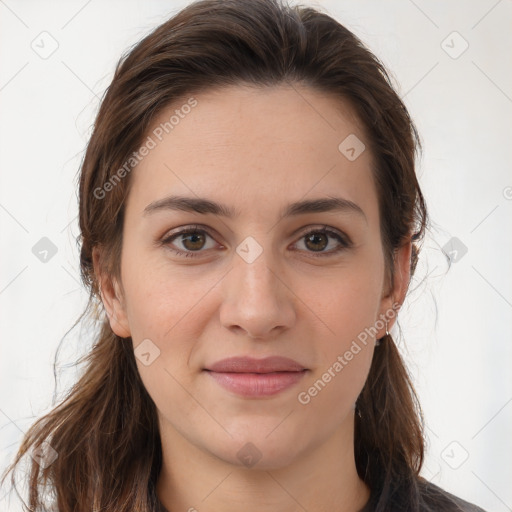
[2, 0, 429, 510]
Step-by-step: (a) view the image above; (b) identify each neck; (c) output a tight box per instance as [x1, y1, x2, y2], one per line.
[156, 413, 370, 512]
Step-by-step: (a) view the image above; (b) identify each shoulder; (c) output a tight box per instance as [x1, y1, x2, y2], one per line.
[417, 478, 487, 512]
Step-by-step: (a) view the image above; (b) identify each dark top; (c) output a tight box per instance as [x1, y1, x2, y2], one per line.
[156, 478, 487, 511]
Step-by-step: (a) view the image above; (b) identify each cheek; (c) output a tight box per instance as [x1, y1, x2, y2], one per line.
[121, 256, 220, 410]
[294, 280, 379, 431]
[121, 249, 218, 343]
[310, 256, 385, 344]
[298, 343, 373, 414]
[299, 254, 384, 401]
[302, 289, 378, 405]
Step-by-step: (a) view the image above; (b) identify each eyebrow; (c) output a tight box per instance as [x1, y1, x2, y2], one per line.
[143, 195, 367, 222]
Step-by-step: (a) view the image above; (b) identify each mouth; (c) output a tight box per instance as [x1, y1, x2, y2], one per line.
[203, 356, 308, 398]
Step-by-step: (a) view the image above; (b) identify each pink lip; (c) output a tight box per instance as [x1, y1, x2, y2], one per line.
[204, 356, 308, 397]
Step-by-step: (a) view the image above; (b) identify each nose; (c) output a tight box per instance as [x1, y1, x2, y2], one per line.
[219, 245, 296, 340]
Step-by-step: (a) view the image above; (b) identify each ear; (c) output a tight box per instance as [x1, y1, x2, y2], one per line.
[92, 246, 131, 338]
[377, 239, 412, 336]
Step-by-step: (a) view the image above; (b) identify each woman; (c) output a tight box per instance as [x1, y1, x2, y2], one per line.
[2, 0, 486, 510]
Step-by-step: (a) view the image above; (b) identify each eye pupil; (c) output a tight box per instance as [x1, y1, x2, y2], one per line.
[305, 232, 327, 252]
[183, 232, 205, 250]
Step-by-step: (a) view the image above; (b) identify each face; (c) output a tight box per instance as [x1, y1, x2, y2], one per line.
[96, 84, 409, 470]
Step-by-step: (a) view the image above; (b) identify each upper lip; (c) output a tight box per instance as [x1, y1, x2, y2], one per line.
[205, 356, 307, 373]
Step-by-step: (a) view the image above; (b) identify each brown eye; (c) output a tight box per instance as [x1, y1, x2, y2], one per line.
[180, 232, 207, 251]
[294, 227, 351, 257]
[162, 226, 218, 258]
[304, 232, 329, 252]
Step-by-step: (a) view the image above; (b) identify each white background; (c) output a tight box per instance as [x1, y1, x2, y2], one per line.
[1, 1, 511, 510]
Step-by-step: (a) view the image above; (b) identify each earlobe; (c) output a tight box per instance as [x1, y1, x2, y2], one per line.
[92, 247, 131, 338]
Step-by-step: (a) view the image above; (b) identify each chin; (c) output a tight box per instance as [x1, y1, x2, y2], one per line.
[207, 426, 309, 471]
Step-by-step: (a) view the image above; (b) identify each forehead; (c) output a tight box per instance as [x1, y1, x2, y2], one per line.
[125, 84, 378, 224]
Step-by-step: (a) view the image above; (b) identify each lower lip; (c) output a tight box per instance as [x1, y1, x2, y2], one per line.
[205, 370, 307, 397]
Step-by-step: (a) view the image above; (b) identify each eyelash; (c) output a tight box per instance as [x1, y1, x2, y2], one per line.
[160, 224, 352, 259]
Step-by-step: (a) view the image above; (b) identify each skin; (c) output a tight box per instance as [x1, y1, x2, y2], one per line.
[94, 84, 411, 512]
